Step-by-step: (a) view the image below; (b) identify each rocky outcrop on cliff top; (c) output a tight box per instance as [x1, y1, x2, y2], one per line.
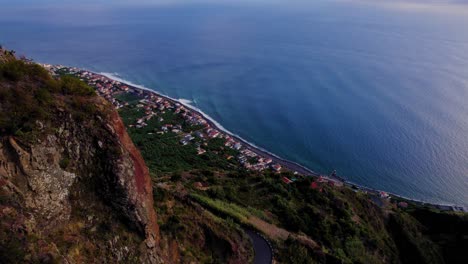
[0, 57, 161, 263]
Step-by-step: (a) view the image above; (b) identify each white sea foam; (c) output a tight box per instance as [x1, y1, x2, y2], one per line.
[163, 97, 294, 163]
[92, 71, 460, 208]
[98, 71, 306, 166]
[178, 99, 193, 104]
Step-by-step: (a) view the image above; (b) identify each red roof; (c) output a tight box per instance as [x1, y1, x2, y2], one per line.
[398, 202, 408, 208]
[282, 177, 293, 184]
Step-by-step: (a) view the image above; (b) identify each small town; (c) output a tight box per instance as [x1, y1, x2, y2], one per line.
[3, 3, 468, 263]
[40, 64, 466, 213]
[42, 64, 289, 175]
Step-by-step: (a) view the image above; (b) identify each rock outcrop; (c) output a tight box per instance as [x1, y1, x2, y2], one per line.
[0, 56, 161, 262]
[105, 109, 161, 263]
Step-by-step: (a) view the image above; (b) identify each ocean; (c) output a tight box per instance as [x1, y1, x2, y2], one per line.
[1, 0, 467, 206]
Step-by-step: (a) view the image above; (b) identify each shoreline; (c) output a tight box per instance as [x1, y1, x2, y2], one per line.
[97, 72, 322, 177]
[95, 72, 465, 210]
[43, 64, 466, 211]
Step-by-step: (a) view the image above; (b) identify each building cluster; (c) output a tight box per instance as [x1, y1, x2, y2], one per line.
[46, 66, 284, 174]
[237, 148, 279, 172]
[42, 65, 468, 212]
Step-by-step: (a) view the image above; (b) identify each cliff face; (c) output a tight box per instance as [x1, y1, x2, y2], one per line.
[0, 56, 161, 263]
[107, 109, 160, 253]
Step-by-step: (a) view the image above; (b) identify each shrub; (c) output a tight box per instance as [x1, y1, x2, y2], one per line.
[0, 59, 51, 84]
[0, 60, 27, 81]
[0, 58, 98, 138]
[60, 76, 95, 96]
[170, 172, 182, 181]
[35, 88, 53, 106]
[59, 157, 70, 170]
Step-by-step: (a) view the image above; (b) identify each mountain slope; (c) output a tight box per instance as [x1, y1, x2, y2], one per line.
[0, 51, 161, 263]
[2, 48, 467, 264]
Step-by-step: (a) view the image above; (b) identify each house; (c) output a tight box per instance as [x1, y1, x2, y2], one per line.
[379, 191, 390, 199]
[197, 147, 206, 155]
[282, 177, 293, 184]
[317, 176, 328, 183]
[183, 134, 195, 141]
[238, 155, 247, 163]
[271, 164, 282, 172]
[195, 131, 204, 138]
[208, 130, 220, 138]
[397, 202, 408, 208]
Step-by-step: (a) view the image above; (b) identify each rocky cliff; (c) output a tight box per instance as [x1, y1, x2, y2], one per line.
[0, 54, 161, 263]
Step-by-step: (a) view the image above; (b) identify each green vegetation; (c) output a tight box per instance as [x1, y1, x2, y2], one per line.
[0, 56, 149, 263]
[0, 227, 26, 264]
[188, 171, 394, 262]
[118, 105, 238, 174]
[388, 211, 443, 264]
[60, 157, 71, 170]
[59, 75, 96, 96]
[111, 82, 468, 263]
[0, 57, 97, 139]
[114, 92, 141, 104]
[190, 193, 252, 224]
[5, 57, 464, 263]
[283, 238, 316, 264]
[0, 59, 47, 82]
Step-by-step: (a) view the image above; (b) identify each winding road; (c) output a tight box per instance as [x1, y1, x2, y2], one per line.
[245, 230, 273, 264]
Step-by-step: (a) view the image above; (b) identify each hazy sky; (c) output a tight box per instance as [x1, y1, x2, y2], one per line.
[2, 0, 468, 19]
[2, 0, 468, 5]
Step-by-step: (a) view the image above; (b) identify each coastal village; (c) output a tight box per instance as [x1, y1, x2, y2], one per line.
[43, 64, 287, 174]
[41, 64, 466, 213]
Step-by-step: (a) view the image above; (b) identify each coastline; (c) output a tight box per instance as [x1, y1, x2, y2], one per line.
[95, 72, 465, 210]
[98, 72, 322, 177]
[43, 64, 466, 211]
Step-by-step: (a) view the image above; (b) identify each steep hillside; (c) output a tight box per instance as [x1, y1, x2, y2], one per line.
[109, 73, 468, 263]
[0, 52, 161, 263]
[1, 48, 467, 264]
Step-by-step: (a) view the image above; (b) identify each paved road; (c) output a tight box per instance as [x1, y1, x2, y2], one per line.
[245, 230, 273, 264]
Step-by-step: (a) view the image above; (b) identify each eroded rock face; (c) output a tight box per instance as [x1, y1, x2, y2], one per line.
[106, 110, 161, 262]
[5, 136, 76, 224]
[0, 98, 161, 263]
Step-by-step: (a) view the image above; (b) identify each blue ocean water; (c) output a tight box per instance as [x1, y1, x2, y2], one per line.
[1, 0, 467, 206]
